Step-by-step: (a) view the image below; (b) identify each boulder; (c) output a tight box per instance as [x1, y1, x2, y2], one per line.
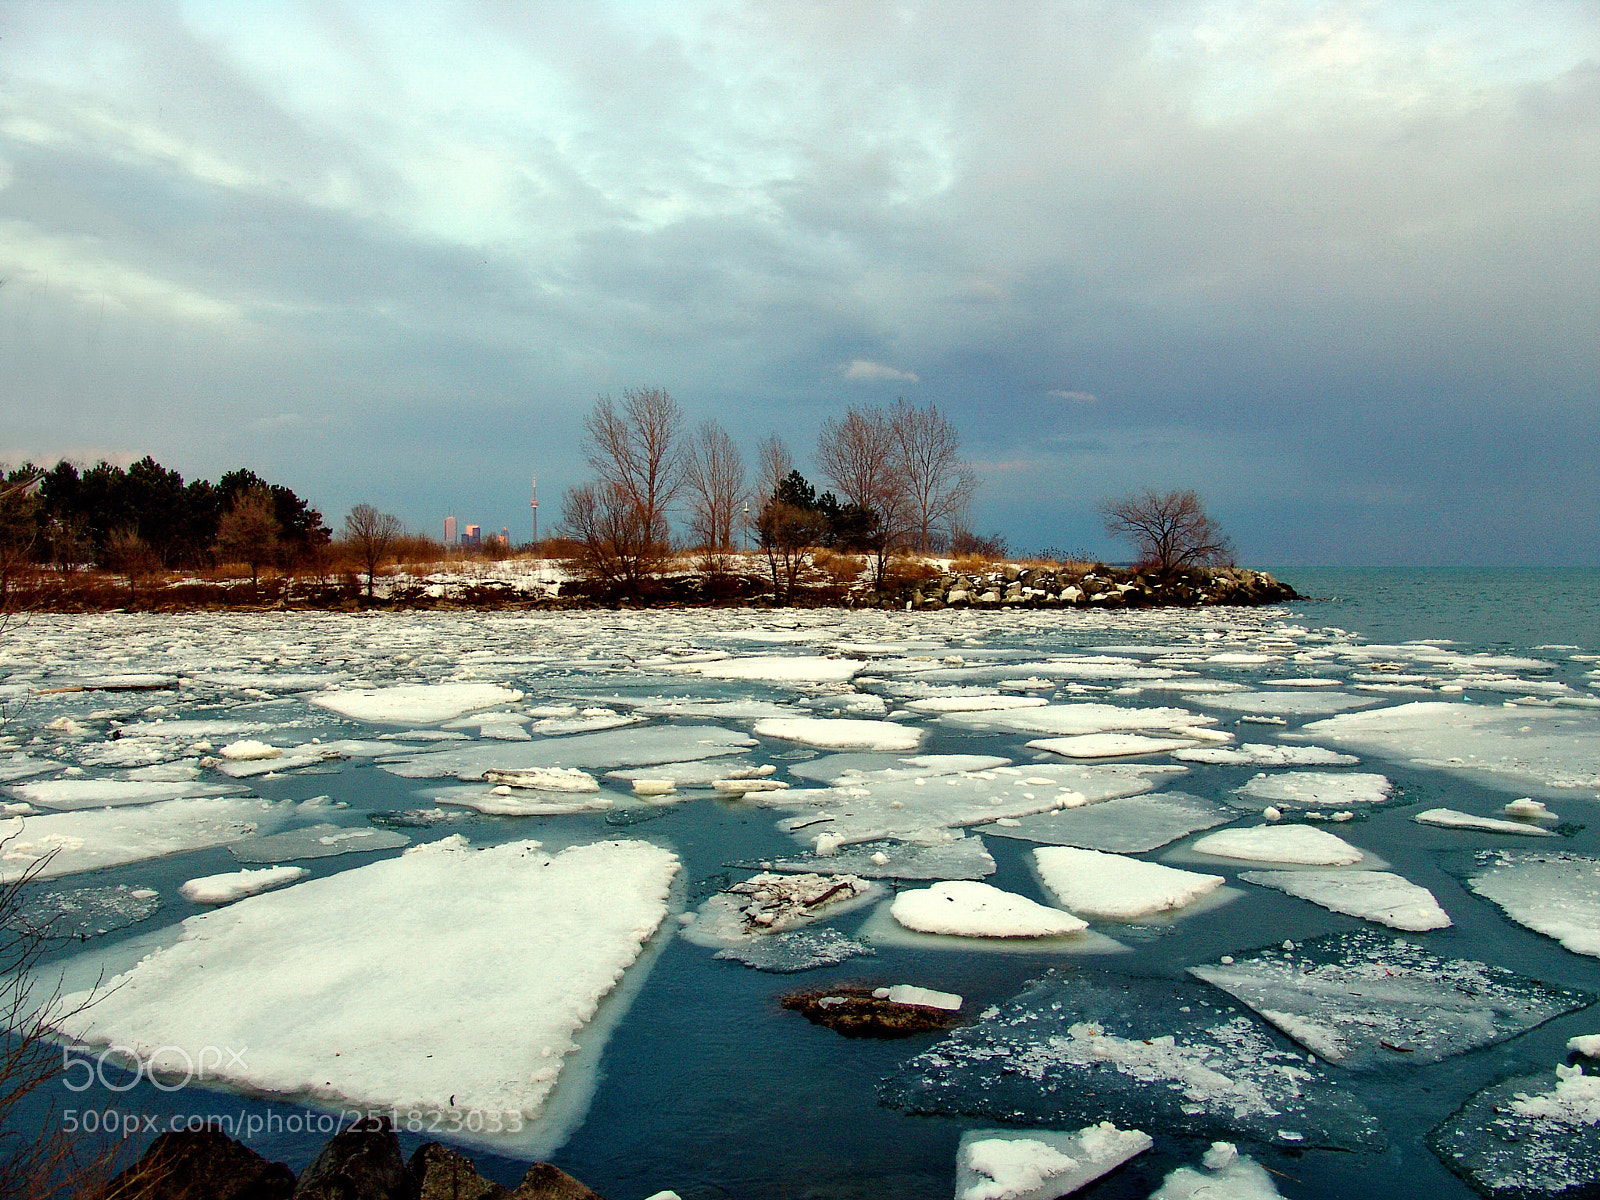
[409, 1144, 508, 1200]
[781, 987, 963, 1038]
[507, 1164, 606, 1200]
[1060, 586, 1083, 603]
[293, 1118, 409, 1200]
[1002, 564, 1021, 582]
[946, 588, 970, 606]
[105, 1130, 294, 1200]
[977, 590, 1001, 605]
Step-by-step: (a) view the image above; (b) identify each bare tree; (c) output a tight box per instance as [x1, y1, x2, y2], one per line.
[214, 486, 280, 591]
[103, 529, 159, 601]
[888, 399, 978, 552]
[584, 387, 685, 539]
[815, 405, 908, 590]
[1099, 488, 1234, 573]
[682, 420, 746, 552]
[755, 435, 794, 501]
[344, 504, 403, 601]
[558, 481, 672, 595]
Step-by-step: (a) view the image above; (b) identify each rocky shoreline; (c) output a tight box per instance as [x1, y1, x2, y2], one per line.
[891, 564, 1297, 610]
[103, 1121, 629, 1200]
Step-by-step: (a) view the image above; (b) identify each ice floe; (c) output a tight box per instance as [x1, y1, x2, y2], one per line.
[740, 836, 996, 880]
[787, 753, 1013, 786]
[5, 884, 161, 940]
[0, 798, 274, 882]
[1192, 691, 1381, 716]
[1189, 826, 1365, 866]
[981, 792, 1233, 853]
[55, 838, 678, 1137]
[682, 873, 880, 946]
[229, 823, 411, 863]
[1414, 808, 1558, 837]
[1026, 734, 1200, 759]
[711, 927, 876, 973]
[180, 866, 308, 905]
[1173, 743, 1358, 766]
[379, 726, 756, 780]
[310, 683, 526, 725]
[880, 973, 1381, 1149]
[1034, 848, 1225, 921]
[1299, 701, 1600, 797]
[1468, 851, 1600, 957]
[1192, 930, 1591, 1069]
[9, 778, 249, 810]
[1430, 1062, 1600, 1198]
[903, 695, 1048, 714]
[1149, 1143, 1281, 1199]
[752, 718, 924, 751]
[891, 882, 1088, 938]
[691, 656, 862, 684]
[1234, 771, 1392, 810]
[1239, 870, 1451, 931]
[942, 703, 1224, 740]
[954, 1124, 1151, 1200]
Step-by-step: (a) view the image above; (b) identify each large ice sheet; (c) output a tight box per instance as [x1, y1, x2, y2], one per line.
[752, 718, 924, 751]
[892, 882, 1088, 938]
[691, 656, 862, 683]
[980, 792, 1233, 853]
[1173, 744, 1358, 766]
[0, 798, 274, 882]
[380, 726, 756, 780]
[56, 838, 678, 1132]
[1034, 848, 1224, 921]
[761, 764, 1186, 851]
[787, 754, 1013, 785]
[942, 703, 1222, 739]
[1234, 772, 1392, 809]
[880, 974, 1382, 1150]
[1191, 692, 1381, 716]
[740, 837, 997, 880]
[1188, 931, 1590, 1069]
[1298, 701, 1600, 797]
[229, 823, 411, 863]
[1239, 870, 1451, 931]
[311, 683, 526, 725]
[1190, 826, 1365, 866]
[1468, 851, 1600, 957]
[1026, 734, 1201, 759]
[954, 1124, 1151, 1200]
[10, 779, 249, 810]
[1430, 1063, 1600, 1198]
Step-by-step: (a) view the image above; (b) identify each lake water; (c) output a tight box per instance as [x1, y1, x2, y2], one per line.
[4, 571, 1599, 1199]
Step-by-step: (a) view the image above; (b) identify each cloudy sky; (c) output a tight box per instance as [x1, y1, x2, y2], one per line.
[2, 1, 1596, 564]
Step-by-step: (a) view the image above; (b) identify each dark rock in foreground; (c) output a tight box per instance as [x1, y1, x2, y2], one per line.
[103, 1130, 294, 1200]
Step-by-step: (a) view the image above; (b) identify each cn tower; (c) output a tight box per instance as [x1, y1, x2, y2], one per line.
[530, 472, 538, 544]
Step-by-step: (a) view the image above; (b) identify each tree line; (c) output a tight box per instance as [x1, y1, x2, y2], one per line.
[557, 387, 1001, 600]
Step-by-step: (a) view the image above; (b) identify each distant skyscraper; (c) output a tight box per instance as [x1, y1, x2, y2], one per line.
[530, 471, 539, 544]
[444, 515, 457, 546]
[464, 524, 481, 548]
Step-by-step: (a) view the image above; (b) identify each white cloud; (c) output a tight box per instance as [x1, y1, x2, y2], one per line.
[843, 359, 919, 383]
[1048, 389, 1098, 402]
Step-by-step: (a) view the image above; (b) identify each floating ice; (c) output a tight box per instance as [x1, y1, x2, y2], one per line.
[1235, 772, 1392, 810]
[1468, 852, 1600, 957]
[787, 754, 1013, 786]
[605, 758, 772, 788]
[310, 683, 526, 725]
[0, 754, 66, 783]
[1414, 808, 1558, 837]
[692, 657, 862, 684]
[483, 767, 600, 792]
[1189, 930, 1590, 1068]
[740, 837, 997, 880]
[683, 873, 880, 945]
[881, 984, 961, 1011]
[5, 884, 161, 940]
[903, 696, 1048, 714]
[763, 764, 1186, 851]
[1570, 1035, 1600, 1057]
[1190, 826, 1365, 866]
[752, 718, 924, 751]
[0, 798, 272, 882]
[942, 703, 1223, 740]
[981, 792, 1232, 853]
[954, 1124, 1151, 1200]
[55, 839, 678, 1134]
[1027, 734, 1200, 759]
[9, 779, 249, 810]
[1430, 1062, 1600, 1198]
[218, 739, 281, 761]
[1299, 701, 1600, 797]
[880, 973, 1381, 1150]
[1173, 743, 1359, 766]
[229, 823, 410, 864]
[1505, 798, 1558, 821]
[711, 927, 876, 973]
[1192, 691, 1381, 716]
[891, 882, 1088, 938]
[1149, 1143, 1282, 1200]
[1034, 848, 1225, 921]
[380, 725, 756, 780]
[180, 866, 308, 905]
[1239, 870, 1451, 931]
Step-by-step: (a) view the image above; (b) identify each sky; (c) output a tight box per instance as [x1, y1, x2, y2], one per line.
[1, 0, 1596, 565]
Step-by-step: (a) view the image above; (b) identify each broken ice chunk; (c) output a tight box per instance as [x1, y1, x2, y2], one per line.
[1190, 825, 1365, 866]
[732, 837, 997, 881]
[1569, 1035, 1600, 1057]
[482, 767, 600, 792]
[954, 1124, 1151, 1200]
[982, 792, 1231, 854]
[682, 873, 881, 947]
[0, 798, 271, 882]
[1188, 930, 1591, 1069]
[1234, 771, 1392, 811]
[891, 882, 1088, 938]
[310, 683, 525, 725]
[1429, 1062, 1600, 1198]
[753, 718, 924, 751]
[1504, 797, 1558, 821]
[218, 739, 281, 761]
[1026, 734, 1201, 760]
[1173, 743, 1358, 766]
[1239, 870, 1451, 931]
[1149, 1142, 1282, 1199]
[181, 866, 308, 905]
[711, 927, 876, 973]
[5, 884, 162, 940]
[1034, 848, 1225, 922]
[1468, 851, 1600, 957]
[230, 823, 410, 864]
[1415, 808, 1558, 837]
